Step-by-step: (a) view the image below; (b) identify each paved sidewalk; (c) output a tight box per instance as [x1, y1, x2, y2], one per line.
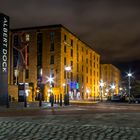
[0, 113, 140, 140]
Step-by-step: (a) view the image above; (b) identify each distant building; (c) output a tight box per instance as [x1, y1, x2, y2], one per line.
[101, 64, 121, 97]
[8, 24, 100, 101]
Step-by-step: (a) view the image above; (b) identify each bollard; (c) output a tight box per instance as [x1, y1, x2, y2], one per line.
[67, 93, 69, 105]
[51, 94, 54, 107]
[39, 93, 42, 107]
[57, 95, 59, 104]
[54, 95, 56, 104]
[64, 94, 67, 106]
[60, 93, 62, 106]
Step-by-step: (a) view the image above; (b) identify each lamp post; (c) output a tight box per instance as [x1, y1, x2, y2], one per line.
[111, 83, 115, 100]
[86, 88, 90, 99]
[14, 69, 19, 85]
[127, 72, 132, 103]
[99, 80, 104, 102]
[65, 66, 71, 106]
[47, 75, 54, 106]
[65, 66, 71, 95]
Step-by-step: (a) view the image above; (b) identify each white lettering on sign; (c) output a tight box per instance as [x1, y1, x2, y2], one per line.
[2, 17, 8, 73]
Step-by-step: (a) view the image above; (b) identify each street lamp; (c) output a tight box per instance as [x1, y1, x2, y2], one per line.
[99, 80, 104, 101]
[14, 69, 19, 85]
[65, 66, 71, 95]
[86, 88, 90, 99]
[127, 72, 132, 103]
[111, 83, 115, 99]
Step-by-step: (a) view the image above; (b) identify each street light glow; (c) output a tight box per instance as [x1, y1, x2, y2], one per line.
[46, 75, 54, 84]
[65, 66, 71, 71]
[111, 84, 115, 90]
[99, 80, 104, 87]
[127, 73, 132, 77]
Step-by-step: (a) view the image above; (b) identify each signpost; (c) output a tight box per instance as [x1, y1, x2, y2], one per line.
[0, 13, 9, 106]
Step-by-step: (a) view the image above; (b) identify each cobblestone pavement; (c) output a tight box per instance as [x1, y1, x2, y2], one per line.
[0, 112, 140, 140]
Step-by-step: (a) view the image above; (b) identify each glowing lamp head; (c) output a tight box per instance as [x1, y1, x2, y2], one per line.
[65, 66, 71, 71]
[128, 73, 132, 77]
[111, 84, 115, 90]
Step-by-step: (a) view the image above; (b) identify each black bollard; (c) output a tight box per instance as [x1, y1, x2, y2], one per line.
[64, 94, 67, 106]
[67, 93, 69, 105]
[57, 95, 59, 104]
[60, 93, 62, 106]
[39, 93, 42, 107]
[51, 94, 54, 107]
[54, 95, 56, 104]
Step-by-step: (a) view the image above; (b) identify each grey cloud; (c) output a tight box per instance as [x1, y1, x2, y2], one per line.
[0, 0, 140, 63]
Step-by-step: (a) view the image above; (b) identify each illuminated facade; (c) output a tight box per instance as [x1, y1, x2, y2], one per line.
[101, 64, 121, 96]
[8, 24, 100, 101]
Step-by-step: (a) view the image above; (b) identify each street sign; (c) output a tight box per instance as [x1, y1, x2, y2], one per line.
[0, 13, 9, 105]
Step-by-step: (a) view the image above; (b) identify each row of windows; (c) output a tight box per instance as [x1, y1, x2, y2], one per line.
[64, 58, 99, 71]
[64, 46, 99, 63]
[64, 35, 99, 62]
[64, 71, 99, 84]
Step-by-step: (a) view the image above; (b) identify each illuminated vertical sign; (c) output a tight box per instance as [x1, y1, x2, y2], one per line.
[0, 13, 9, 105]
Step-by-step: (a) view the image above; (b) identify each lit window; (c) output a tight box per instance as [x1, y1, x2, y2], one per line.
[50, 55, 54, 64]
[64, 45, 66, 53]
[26, 34, 30, 41]
[71, 39, 73, 46]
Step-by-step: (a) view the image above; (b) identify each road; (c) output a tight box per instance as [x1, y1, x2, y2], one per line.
[0, 102, 140, 140]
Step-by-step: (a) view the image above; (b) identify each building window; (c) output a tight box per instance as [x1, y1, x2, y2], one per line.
[77, 53, 79, 62]
[64, 45, 66, 53]
[50, 43, 54, 51]
[27, 56, 29, 66]
[86, 58, 88, 64]
[86, 77, 88, 83]
[71, 39, 73, 46]
[50, 32, 55, 51]
[82, 65, 84, 72]
[86, 49, 88, 55]
[77, 63, 79, 72]
[86, 67, 88, 73]
[82, 75, 84, 82]
[64, 34, 67, 41]
[71, 49, 73, 57]
[90, 60, 92, 67]
[64, 70, 66, 79]
[37, 33, 43, 68]
[90, 53, 92, 59]
[13, 35, 19, 47]
[82, 47, 84, 52]
[25, 34, 30, 42]
[25, 69, 29, 79]
[77, 44, 79, 51]
[50, 55, 54, 64]
[64, 57, 66, 65]
[71, 61, 73, 68]
[71, 72, 73, 81]
[77, 74, 79, 82]
[90, 69, 92, 76]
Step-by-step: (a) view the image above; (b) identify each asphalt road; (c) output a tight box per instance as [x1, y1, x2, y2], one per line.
[0, 102, 140, 140]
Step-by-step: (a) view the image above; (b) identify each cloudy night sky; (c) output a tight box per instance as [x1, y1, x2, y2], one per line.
[1, 0, 140, 77]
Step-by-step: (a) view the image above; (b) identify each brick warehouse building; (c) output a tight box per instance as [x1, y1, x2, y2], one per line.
[8, 24, 100, 102]
[101, 64, 121, 97]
